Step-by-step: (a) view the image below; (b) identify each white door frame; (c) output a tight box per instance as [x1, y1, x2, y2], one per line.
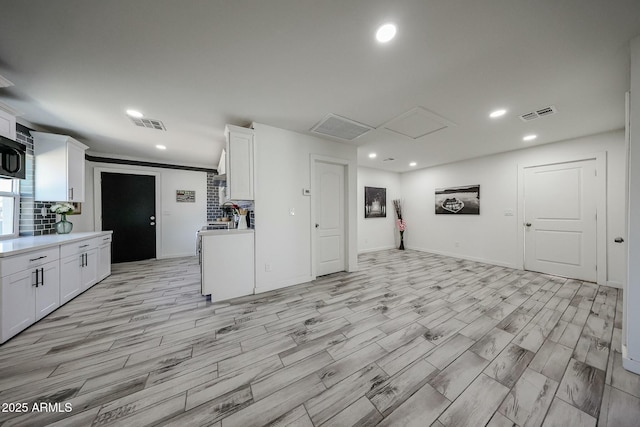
[93, 166, 162, 260]
[517, 152, 607, 285]
[310, 154, 357, 278]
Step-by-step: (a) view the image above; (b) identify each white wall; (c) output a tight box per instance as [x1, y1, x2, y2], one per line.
[358, 167, 402, 253]
[75, 161, 207, 259]
[624, 35, 640, 373]
[401, 130, 626, 285]
[252, 123, 357, 293]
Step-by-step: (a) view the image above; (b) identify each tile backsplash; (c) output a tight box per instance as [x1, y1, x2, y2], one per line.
[206, 173, 255, 228]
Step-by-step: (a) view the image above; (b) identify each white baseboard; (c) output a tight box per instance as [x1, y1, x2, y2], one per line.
[254, 274, 314, 294]
[408, 246, 518, 269]
[358, 245, 396, 254]
[622, 344, 640, 374]
[157, 252, 196, 259]
[606, 280, 623, 289]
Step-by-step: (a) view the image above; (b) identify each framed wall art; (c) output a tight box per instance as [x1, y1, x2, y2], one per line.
[364, 186, 387, 218]
[435, 185, 480, 215]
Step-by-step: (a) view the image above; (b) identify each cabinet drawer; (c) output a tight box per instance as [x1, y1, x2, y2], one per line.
[95, 234, 112, 246]
[0, 247, 60, 278]
[60, 239, 98, 258]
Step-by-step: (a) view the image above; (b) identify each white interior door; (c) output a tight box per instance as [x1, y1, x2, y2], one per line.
[315, 162, 345, 276]
[524, 160, 597, 281]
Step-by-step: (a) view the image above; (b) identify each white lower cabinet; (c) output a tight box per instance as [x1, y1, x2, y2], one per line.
[0, 232, 112, 343]
[36, 261, 61, 320]
[97, 235, 112, 282]
[0, 249, 60, 342]
[60, 254, 82, 304]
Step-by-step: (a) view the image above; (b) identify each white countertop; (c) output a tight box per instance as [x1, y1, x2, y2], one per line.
[198, 229, 254, 236]
[0, 231, 112, 257]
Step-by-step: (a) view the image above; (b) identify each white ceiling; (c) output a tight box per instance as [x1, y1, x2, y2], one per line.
[0, 0, 639, 172]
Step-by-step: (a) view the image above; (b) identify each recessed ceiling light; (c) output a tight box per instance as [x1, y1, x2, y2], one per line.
[376, 23, 397, 43]
[156, 144, 167, 150]
[126, 109, 144, 118]
[369, 153, 377, 158]
[523, 134, 537, 141]
[489, 109, 507, 118]
[409, 162, 417, 167]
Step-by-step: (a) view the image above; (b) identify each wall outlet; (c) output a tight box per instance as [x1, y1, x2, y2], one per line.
[504, 209, 514, 216]
[265, 264, 272, 272]
[454, 242, 460, 248]
[289, 208, 295, 216]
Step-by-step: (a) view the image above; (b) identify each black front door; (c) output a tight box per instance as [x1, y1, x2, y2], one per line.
[101, 172, 156, 263]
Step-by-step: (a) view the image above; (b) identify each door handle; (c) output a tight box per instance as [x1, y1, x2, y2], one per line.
[525, 223, 532, 227]
[150, 222, 156, 226]
[315, 224, 319, 228]
[614, 237, 624, 243]
[150, 216, 156, 220]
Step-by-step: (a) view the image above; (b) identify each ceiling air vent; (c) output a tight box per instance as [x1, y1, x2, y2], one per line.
[0, 74, 14, 88]
[130, 117, 166, 131]
[519, 105, 557, 122]
[310, 114, 373, 141]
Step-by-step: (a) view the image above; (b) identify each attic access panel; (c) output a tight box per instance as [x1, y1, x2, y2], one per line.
[380, 107, 456, 140]
[310, 114, 373, 141]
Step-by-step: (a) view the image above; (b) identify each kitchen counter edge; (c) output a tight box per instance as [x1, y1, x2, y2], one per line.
[0, 231, 113, 257]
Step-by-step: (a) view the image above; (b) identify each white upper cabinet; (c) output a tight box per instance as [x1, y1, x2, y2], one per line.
[0, 108, 16, 140]
[33, 132, 88, 202]
[224, 125, 254, 201]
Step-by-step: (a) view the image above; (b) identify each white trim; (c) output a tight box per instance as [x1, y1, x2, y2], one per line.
[409, 246, 518, 269]
[517, 152, 608, 285]
[310, 154, 357, 279]
[606, 280, 623, 289]
[254, 274, 315, 294]
[622, 344, 640, 375]
[93, 166, 162, 260]
[358, 245, 397, 254]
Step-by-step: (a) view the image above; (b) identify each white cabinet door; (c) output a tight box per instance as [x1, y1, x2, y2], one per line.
[225, 125, 254, 200]
[66, 142, 85, 202]
[1, 270, 35, 342]
[81, 249, 98, 291]
[60, 254, 82, 304]
[35, 261, 60, 320]
[0, 109, 16, 140]
[33, 132, 88, 202]
[98, 243, 111, 281]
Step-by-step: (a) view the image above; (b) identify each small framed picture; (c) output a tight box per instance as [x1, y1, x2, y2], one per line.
[68, 202, 82, 215]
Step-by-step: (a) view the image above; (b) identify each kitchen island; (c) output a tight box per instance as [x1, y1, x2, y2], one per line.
[199, 228, 254, 301]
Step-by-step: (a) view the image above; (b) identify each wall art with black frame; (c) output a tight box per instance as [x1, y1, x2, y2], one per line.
[364, 186, 387, 218]
[435, 185, 480, 215]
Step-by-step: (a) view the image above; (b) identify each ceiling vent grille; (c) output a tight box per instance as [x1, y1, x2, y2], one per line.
[310, 114, 373, 141]
[0, 74, 14, 88]
[130, 117, 166, 131]
[519, 105, 557, 122]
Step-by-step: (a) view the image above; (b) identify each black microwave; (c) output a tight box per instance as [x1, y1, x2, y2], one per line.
[0, 135, 26, 179]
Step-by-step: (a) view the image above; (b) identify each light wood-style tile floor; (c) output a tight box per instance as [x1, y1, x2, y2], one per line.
[1, 250, 639, 427]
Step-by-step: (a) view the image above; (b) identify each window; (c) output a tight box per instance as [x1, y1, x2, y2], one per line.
[0, 178, 19, 239]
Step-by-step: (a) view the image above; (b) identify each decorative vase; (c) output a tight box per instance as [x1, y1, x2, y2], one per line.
[399, 230, 405, 250]
[237, 214, 248, 230]
[55, 214, 73, 234]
